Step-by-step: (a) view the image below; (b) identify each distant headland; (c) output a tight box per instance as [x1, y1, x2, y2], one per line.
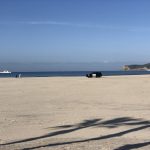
[123, 63, 150, 71]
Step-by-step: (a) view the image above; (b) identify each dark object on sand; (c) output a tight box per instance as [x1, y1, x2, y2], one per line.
[16, 74, 21, 78]
[86, 72, 102, 78]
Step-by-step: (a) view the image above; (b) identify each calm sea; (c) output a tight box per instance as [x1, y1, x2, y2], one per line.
[0, 71, 150, 78]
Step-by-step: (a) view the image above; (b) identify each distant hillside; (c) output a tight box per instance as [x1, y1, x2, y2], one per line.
[123, 63, 150, 71]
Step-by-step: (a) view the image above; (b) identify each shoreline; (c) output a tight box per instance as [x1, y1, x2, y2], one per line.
[1, 70, 150, 78]
[0, 74, 150, 79]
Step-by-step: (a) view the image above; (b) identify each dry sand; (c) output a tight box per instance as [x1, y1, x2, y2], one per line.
[0, 75, 150, 150]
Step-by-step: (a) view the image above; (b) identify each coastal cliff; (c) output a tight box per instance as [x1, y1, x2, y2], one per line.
[123, 63, 150, 71]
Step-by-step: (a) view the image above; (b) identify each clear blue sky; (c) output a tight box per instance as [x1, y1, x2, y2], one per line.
[0, 0, 150, 71]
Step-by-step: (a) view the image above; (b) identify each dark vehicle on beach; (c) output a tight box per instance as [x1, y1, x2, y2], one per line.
[86, 72, 102, 78]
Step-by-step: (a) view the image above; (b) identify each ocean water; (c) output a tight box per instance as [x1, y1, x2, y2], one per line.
[0, 71, 150, 78]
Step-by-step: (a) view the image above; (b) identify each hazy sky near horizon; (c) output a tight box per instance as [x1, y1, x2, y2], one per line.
[0, 0, 150, 65]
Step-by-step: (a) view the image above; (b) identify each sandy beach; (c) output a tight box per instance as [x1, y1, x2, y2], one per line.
[0, 75, 150, 150]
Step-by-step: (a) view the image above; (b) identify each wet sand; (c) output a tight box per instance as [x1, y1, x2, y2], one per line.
[0, 76, 150, 150]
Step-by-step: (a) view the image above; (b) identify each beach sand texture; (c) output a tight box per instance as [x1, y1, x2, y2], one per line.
[0, 76, 150, 150]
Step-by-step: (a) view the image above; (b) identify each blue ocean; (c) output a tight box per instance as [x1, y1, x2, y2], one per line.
[0, 71, 150, 78]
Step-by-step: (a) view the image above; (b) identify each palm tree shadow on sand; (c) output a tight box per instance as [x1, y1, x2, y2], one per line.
[1, 117, 150, 150]
[114, 141, 150, 150]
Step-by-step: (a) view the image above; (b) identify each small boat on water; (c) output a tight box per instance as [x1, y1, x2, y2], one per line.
[0, 70, 11, 74]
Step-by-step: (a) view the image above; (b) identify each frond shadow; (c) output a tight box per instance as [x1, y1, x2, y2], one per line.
[114, 141, 150, 150]
[0, 117, 149, 150]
